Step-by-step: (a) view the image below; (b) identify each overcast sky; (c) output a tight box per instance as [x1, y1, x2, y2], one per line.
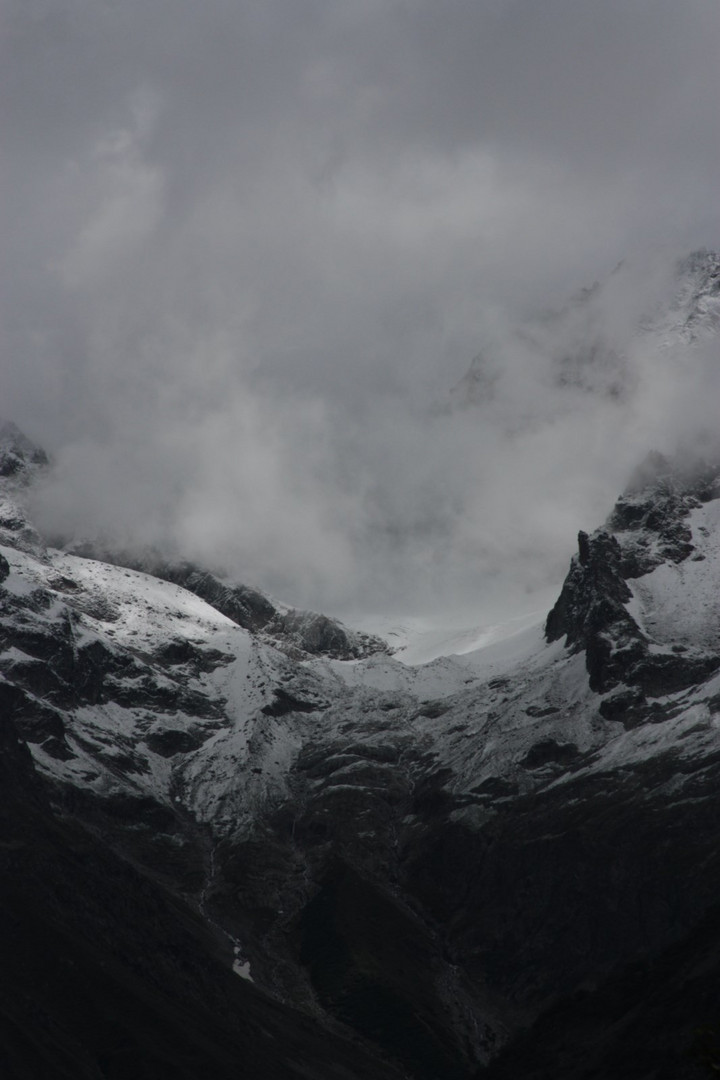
[3, 0, 720, 618]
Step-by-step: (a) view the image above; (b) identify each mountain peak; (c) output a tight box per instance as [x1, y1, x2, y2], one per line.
[0, 419, 48, 479]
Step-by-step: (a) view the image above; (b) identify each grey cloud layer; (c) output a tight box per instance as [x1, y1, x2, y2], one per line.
[3, 1, 720, 615]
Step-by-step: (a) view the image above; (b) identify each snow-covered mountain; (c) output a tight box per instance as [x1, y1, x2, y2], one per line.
[450, 248, 720, 415]
[3, 254, 720, 1079]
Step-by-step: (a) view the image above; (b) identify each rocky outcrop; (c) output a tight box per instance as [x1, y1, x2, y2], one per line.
[155, 566, 388, 660]
[0, 420, 48, 479]
[545, 529, 644, 692]
[606, 450, 720, 575]
[546, 452, 720, 703]
[159, 563, 277, 630]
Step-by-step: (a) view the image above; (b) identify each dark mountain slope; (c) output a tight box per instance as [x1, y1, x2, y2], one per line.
[0, 720, 406, 1080]
[478, 900, 720, 1080]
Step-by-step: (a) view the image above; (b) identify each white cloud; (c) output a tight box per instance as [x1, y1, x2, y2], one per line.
[57, 96, 164, 291]
[5, 1, 720, 617]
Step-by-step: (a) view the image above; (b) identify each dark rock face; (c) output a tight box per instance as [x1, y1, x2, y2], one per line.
[0, 679, 70, 757]
[546, 527, 634, 650]
[272, 610, 354, 658]
[608, 451, 703, 575]
[521, 739, 579, 769]
[545, 529, 643, 692]
[261, 687, 321, 716]
[159, 563, 278, 631]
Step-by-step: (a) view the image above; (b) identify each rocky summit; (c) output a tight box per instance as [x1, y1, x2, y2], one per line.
[4, 269, 720, 1079]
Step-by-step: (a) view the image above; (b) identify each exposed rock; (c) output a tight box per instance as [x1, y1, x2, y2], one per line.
[547, 452, 720, 694]
[271, 609, 358, 658]
[143, 727, 211, 756]
[0, 420, 49, 478]
[159, 563, 278, 631]
[261, 688, 323, 717]
[545, 529, 644, 692]
[521, 739, 579, 769]
[0, 679, 70, 753]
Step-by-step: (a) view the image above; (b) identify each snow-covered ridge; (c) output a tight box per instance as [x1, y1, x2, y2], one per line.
[2, 460, 718, 855]
[626, 497, 720, 651]
[449, 248, 720, 419]
[3, 421, 720, 836]
[6, 415, 720, 1075]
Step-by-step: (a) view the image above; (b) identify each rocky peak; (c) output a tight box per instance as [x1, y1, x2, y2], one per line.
[0, 419, 48, 480]
[0, 422, 48, 555]
[545, 529, 641, 694]
[546, 449, 720, 710]
[672, 248, 720, 335]
[609, 449, 720, 575]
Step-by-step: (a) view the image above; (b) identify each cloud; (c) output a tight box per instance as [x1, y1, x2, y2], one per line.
[4, 1, 720, 617]
[56, 91, 165, 292]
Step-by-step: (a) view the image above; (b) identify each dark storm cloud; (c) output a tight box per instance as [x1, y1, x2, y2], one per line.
[3, 0, 720, 615]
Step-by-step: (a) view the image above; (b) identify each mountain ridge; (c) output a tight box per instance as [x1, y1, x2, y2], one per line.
[2, 426, 720, 1076]
[3, 250, 720, 1077]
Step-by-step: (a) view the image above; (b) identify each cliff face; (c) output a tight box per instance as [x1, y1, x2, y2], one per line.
[547, 451, 720, 709]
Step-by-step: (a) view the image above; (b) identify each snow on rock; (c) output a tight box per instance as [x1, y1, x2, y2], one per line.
[3, 467, 720, 841]
[628, 498, 720, 651]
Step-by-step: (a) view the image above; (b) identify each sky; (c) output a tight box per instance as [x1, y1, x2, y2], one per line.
[3, 0, 720, 619]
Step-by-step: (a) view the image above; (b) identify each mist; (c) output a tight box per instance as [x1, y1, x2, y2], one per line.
[3, 1, 720, 619]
